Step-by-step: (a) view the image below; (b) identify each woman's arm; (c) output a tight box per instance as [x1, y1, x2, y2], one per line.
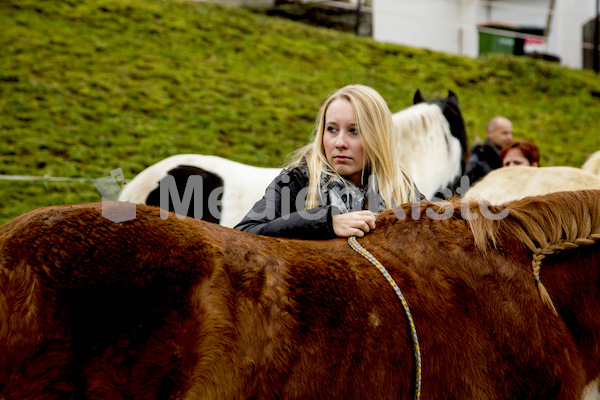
[234, 172, 337, 239]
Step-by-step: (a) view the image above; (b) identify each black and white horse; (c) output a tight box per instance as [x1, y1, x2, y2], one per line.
[119, 155, 281, 228]
[395, 89, 467, 198]
[118, 90, 467, 227]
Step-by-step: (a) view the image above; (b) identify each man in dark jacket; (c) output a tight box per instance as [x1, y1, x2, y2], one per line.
[465, 116, 513, 185]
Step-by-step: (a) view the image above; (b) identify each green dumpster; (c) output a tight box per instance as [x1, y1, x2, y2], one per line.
[478, 24, 520, 55]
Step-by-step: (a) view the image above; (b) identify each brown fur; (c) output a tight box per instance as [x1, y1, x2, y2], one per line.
[1, 191, 600, 399]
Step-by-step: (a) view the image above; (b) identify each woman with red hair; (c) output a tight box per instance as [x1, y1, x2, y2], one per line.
[500, 139, 540, 167]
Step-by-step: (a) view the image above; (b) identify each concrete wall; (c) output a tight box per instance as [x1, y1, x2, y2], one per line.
[549, 0, 596, 68]
[373, 0, 478, 57]
[476, 0, 548, 26]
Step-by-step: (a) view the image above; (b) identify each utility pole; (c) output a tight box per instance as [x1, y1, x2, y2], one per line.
[544, 0, 556, 38]
[594, 0, 599, 73]
[354, 0, 361, 36]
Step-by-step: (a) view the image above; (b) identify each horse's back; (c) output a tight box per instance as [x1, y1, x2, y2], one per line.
[0, 203, 413, 398]
[582, 150, 600, 177]
[118, 154, 281, 227]
[1, 198, 599, 399]
[463, 166, 600, 204]
[0, 202, 240, 399]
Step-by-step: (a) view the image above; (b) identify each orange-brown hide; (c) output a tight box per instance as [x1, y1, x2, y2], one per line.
[1, 191, 599, 399]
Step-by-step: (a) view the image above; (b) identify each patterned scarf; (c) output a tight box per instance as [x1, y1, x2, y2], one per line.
[318, 170, 389, 214]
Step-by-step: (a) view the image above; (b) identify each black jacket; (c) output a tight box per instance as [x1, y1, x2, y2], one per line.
[235, 165, 426, 239]
[234, 166, 337, 239]
[465, 139, 502, 185]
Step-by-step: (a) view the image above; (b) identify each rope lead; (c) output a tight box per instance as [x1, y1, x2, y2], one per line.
[348, 236, 422, 399]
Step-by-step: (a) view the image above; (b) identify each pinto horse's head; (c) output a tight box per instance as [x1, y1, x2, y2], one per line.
[392, 89, 468, 199]
[413, 89, 468, 177]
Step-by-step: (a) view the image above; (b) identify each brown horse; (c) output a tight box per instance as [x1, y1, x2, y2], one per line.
[1, 190, 599, 399]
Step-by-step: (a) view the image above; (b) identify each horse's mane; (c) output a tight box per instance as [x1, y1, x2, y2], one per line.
[392, 102, 462, 197]
[393, 190, 600, 314]
[464, 190, 600, 253]
[392, 103, 452, 154]
[464, 190, 600, 314]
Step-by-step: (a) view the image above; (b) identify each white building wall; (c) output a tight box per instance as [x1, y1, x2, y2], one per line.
[373, 0, 597, 69]
[549, 0, 596, 68]
[372, 0, 478, 57]
[459, 0, 479, 57]
[477, 0, 548, 26]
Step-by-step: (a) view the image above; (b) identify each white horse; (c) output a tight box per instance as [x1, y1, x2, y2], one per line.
[582, 150, 600, 177]
[119, 90, 467, 227]
[462, 166, 600, 205]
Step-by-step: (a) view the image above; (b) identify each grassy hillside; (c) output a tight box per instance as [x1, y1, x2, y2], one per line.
[1, 0, 599, 225]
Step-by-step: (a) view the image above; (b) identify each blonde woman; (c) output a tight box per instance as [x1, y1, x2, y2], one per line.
[235, 84, 424, 239]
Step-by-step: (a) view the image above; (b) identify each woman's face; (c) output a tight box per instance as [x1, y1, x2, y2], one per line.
[322, 98, 368, 186]
[503, 148, 535, 167]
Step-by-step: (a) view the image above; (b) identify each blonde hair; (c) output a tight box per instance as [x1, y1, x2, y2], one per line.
[289, 84, 417, 209]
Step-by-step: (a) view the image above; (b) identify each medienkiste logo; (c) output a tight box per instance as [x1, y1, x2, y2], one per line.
[92, 168, 136, 222]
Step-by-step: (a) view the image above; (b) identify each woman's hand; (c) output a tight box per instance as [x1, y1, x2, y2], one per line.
[332, 210, 376, 238]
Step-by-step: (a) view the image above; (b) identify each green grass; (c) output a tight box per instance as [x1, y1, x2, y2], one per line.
[1, 0, 600, 225]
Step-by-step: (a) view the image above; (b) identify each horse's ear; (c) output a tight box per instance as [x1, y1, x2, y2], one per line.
[447, 90, 460, 108]
[413, 89, 425, 104]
